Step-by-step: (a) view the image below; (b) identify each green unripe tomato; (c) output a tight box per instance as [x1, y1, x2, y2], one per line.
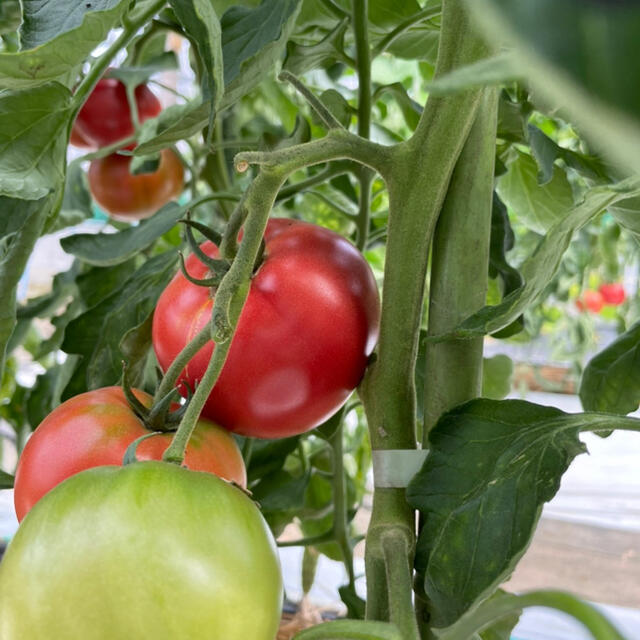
[0, 462, 283, 640]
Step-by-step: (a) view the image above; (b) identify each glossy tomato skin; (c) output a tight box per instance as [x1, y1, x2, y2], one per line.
[153, 218, 380, 439]
[88, 148, 184, 221]
[74, 77, 161, 148]
[13, 386, 246, 521]
[599, 282, 626, 306]
[0, 462, 282, 640]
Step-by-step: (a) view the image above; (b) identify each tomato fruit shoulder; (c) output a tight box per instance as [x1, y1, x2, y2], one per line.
[13, 386, 246, 521]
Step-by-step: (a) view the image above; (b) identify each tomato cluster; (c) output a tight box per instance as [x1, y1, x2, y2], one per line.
[70, 75, 184, 220]
[576, 283, 626, 313]
[6, 65, 381, 640]
[5, 208, 380, 637]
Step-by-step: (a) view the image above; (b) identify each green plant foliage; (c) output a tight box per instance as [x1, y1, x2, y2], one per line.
[580, 321, 640, 415]
[407, 399, 586, 627]
[0, 0, 132, 88]
[61, 202, 184, 266]
[446, 179, 640, 339]
[497, 149, 574, 234]
[61, 253, 178, 397]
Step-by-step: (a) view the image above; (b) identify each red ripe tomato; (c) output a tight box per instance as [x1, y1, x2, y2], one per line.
[598, 282, 626, 306]
[69, 121, 94, 149]
[74, 77, 161, 148]
[580, 290, 605, 313]
[88, 149, 184, 221]
[13, 386, 246, 521]
[152, 218, 380, 439]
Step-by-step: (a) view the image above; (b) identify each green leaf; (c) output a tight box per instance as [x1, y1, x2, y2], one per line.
[407, 398, 588, 627]
[20, 0, 122, 49]
[61, 202, 183, 266]
[169, 0, 224, 136]
[61, 252, 178, 396]
[580, 321, 640, 415]
[497, 150, 574, 234]
[107, 52, 179, 88]
[26, 360, 78, 428]
[0, 469, 14, 489]
[293, 620, 403, 640]
[284, 19, 349, 76]
[426, 53, 520, 97]
[610, 195, 640, 242]
[446, 179, 640, 339]
[0, 1, 21, 36]
[479, 591, 521, 640]
[0, 196, 53, 379]
[527, 125, 608, 185]
[119, 312, 155, 388]
[0, 0, 131, 89]
[247, 436, 300, 482]
[0, 83, 71, 199]
[135, 0, 301, 153]
[50, 159, 92, 230]
[482, 355, 513, 400]
[488, 193, 523, 298]
[373, 83, 422, 131]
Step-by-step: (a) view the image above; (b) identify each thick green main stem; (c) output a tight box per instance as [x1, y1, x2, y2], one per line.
[416, 86, 498, 637]
[423, 87, 498, 437]
[382, 532, 421, 640]
[358, 0, 489, 629]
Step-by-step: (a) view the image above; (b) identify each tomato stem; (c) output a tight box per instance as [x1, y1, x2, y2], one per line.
[153, 325, 210, 406]
[382, 531, 421, 640]
[352, 0, 374, 252]
[279, 71, 344, 131]
[358, 0, 489, 630]
[72, 0, 167, 118]
[162, 170, 285, 465]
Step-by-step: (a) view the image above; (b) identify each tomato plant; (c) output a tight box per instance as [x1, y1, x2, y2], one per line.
[153, 218, 380, 439]
[1, 462, 282, 640]
[14, 386, 246, 521]
[87, 149, 184, 220]
[74, 76, 161, 148]
[2, 1, 640, 639]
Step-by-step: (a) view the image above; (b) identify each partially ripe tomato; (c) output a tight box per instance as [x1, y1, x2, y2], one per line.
[599, 282, 626, 306]
[152, 218, 380, 439]
[0, 462, 282, 640]
[88, 148, 184, 221]
[74, 77, 161, 148]
[13, 386, 246, 521]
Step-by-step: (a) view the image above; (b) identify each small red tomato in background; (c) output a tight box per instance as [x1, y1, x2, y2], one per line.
[152, 218, 381, 439]
[88, 148, 184, 221]
[576, 290, 605, 313]
[74, 77, 161, 148]
[13, 386, 246, 521]
[598, 282, 626, 306]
